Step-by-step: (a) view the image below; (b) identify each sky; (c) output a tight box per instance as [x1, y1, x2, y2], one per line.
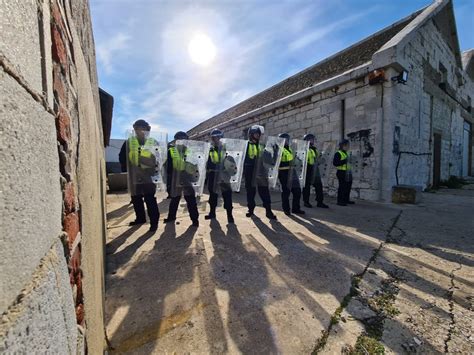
[89, 0, 474, 139]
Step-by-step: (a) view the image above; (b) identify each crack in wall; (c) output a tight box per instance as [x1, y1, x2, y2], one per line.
[0, 54, 54, 115]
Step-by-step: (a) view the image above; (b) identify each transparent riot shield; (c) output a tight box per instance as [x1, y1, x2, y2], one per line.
[318, 141, 337, 185]
[126, 130, 168, 196]
[220, 138, 248, 192]
[290, 139, 309, 188]
[263, 136, 285, 189]
[347, 149, 362, 182]
[171, 140, 210, 196]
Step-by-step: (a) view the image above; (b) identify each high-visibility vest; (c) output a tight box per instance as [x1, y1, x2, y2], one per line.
[247, 142, 263, 159]
[279, 147, 294, 170]
[128, 137, 155, 168]
[336, 150, 351, 171]
[169, 146, 188, 171]
[307, 148, 319, 165]
[209, 149, 225, 164]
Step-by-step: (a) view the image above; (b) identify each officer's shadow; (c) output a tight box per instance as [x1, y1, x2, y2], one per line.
[208, 220, 278, 354]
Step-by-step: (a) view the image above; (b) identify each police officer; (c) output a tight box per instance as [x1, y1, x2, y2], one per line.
[278, 133, 305, 216]
[302, 134, 329, 208]
[118, 119, 160, 232]
[244, 125, 277, 220]
[333, 139, 355, 206]
[205, 129, 234, 224]
[164, 131, 200, 226]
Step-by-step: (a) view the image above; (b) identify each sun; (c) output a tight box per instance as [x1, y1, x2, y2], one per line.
[188, 33, 217, 66]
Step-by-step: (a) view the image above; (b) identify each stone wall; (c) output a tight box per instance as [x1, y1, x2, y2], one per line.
[0, 0, 106, 353]
[193, 75, 391, 201]
[392, 18, 473, 187]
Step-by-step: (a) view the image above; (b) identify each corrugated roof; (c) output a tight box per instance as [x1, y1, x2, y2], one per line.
[188, 8, 423, 137]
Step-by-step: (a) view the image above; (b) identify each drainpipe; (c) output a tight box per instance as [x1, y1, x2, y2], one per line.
[378, 83, 385, 201]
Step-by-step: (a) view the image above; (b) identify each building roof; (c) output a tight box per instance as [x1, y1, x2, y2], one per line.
[462, 49, 474, 80]
[188, 9, 423, 137]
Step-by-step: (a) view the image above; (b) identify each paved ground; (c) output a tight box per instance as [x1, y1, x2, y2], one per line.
[104, 186, 473, 354]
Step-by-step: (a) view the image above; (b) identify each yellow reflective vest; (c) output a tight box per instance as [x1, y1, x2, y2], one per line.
[128, 137, 155, 168]
[247, 143, 264, 159]
[336, 150, 351, 171]
[169, 146, 188, 171]
[209, 149, 225, 164]
[307, 148, 319, 166]
[279, 147, 294, 170]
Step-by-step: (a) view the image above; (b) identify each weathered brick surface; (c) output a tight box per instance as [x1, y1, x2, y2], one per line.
[63, 212, 79, 249]
[56, 107, 71, 144]
[63, 182, 75, 213]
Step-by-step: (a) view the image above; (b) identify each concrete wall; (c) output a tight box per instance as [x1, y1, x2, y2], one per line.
[392, 18, 473, 187]
[0, 0, 106, 353]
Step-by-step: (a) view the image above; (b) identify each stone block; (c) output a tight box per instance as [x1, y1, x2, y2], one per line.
[391, 185, 423, 204]
[0, 241, 77, 354]
[107, 172, 128, 191]
[0, 69, 62, 314]
[0, 0, 43, 93]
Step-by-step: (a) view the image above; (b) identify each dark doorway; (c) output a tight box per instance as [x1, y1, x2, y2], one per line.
[433, 133, 441, 188]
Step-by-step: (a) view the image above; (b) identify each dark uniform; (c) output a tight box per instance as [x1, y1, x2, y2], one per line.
[244, 140, 277, 219]
[165, 142, 199, 225]
[119, 129, 159, 231]
[303, 146, 327, 207]
[278, 145, 304, 215]
[333, 146, 354, 206]
[206, 144, 234, 223]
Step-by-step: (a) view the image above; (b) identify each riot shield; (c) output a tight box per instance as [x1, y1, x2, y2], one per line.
[126, 130, 168, 196]
[318, 141, 337, 185]
[220, 138, 248, 192]
[263, 136, 285, 189]
[290, 139, 309, 188]
[171, 140, 210, 196]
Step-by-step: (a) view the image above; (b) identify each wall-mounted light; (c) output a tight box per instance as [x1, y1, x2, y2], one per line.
[391, 70, 408, 84]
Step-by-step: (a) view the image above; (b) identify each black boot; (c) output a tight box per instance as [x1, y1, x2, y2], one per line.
[304, 201, 313, 208]
[266, 209, 277, 220]
[205, 212, 216, 220]
[163, 217, 176, 223]
[129, 219, 146, 226]
[246, 209, 254, 217]
[227, 210, 235, 224]
[317, 202, 329, 208]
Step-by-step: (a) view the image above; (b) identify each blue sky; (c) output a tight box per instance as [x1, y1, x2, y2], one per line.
[90, 0, 474, 139]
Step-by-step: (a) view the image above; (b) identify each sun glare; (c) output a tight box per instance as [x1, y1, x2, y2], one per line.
[188, 33, 217, 66]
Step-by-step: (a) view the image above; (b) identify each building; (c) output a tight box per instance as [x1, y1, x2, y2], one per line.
[1, 0, 110, 352]
[188, 0, 474, 201]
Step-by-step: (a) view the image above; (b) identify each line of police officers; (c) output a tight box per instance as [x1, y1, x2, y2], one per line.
[120, 119, 354, 232]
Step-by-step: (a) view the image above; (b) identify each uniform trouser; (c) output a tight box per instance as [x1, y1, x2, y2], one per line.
[336, 170, 352, 204]
[207, 172, 233, 214]
[167, 186, 199, 222]
[244, 169, 272, 212]
[303, 166, 324, 203]
[131, 183, 159, 226]
[278, 169, 302, 212]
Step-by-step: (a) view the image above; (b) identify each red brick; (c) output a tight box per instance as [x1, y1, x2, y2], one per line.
[51, 1, 64, 30]
[76, 303, 85, 325]
[53, 65, 66, 106]
[51, 24, 67, 66]
[75, 273, 83, 301]
[63, 182, 75, 213]
[56, 107, 71, 144]
[64, 212, 80, 250]
[70, 246, 81, 274]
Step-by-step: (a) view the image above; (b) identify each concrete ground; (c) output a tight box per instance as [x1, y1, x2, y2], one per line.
[105, 186, 473, 354]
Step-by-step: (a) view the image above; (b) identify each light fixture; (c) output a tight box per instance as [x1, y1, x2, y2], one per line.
[391, 70, 408, 84]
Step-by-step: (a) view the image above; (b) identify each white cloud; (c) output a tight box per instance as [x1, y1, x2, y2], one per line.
[96, 32, 131, 74]
[288, 7, 379, 52]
